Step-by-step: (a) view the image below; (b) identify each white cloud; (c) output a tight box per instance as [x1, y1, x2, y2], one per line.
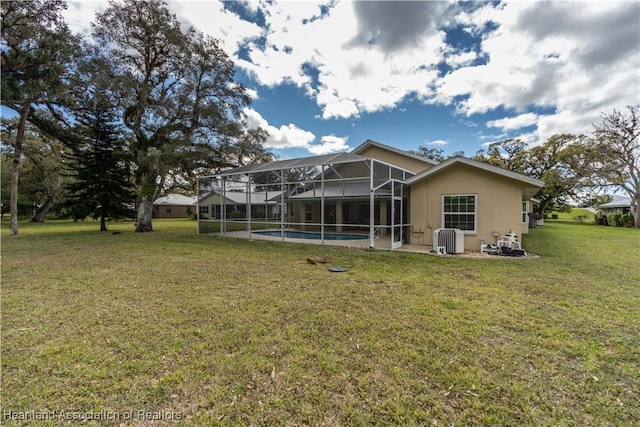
[232, 1, 446, 119]
[445, 50, 478, 69]
[244, 109, 349, 155]
[63, 1, 107, 36]
[245, 87, 259, 100]
[171, 1, 263, 58]
[434, 1, 640, 144]
[244, 108, 315, 150]
[308, 135, 350, 155]
[428, 140, 448, 146]
[486, 113, 539, 132]
[63, 0, 640, 149]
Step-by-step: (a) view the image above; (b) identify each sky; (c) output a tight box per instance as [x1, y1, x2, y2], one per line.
[56, 1, 640, 159]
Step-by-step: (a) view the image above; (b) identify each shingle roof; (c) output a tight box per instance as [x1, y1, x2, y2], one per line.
[220, 191, 281, 204]
[406, 156, 545, 187]
[599, 195, 631, 208]
[351, 139, 439, 166]
[287, 182, 391, 200]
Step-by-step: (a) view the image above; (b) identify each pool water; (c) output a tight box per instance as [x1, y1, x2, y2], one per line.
[253, 230, 369, 240]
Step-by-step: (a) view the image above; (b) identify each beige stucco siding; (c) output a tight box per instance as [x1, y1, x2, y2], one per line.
[356, 145, 435, 174]
[409, 163, 527, 251]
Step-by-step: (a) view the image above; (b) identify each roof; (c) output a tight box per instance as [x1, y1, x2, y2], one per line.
[215, 191, 281, 205]
[407, 156, 544, 186]
[599, 195, 631, 208]
[406, 156, 545, 197]
[153, 194, 197, 206]
[351, 139, 439, 166]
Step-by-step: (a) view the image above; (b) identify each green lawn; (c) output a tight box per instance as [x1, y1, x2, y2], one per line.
[2, 219, 639, 426]
[546, 207, 596, 223]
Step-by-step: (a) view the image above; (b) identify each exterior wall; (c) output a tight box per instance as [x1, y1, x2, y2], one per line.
[155, 205, 194, 218]
[198, 193, 227, 219]
[409, 163, 526, 251]
[601, 207, 630, 214]
[356, 145, 435, 174]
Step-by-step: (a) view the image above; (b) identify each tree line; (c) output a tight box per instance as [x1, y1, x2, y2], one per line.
[2, 0, 638, 232]
[1, 0, 271, 234]
[411, 107, 639, 228]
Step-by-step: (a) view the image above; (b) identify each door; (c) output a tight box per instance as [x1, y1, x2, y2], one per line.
[391, 181, 403, 249]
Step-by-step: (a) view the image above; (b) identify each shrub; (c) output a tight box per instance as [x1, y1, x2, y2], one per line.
[607, 213, 624, 227]
[551, 213, 558, 219]
[229, 210, 244, 219]
[622, 214, 635, 228]
[574, 215, 587, 223]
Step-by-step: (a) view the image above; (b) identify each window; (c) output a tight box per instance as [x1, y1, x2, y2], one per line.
[522, 201, 528, 223]
[305, 203, 313, 222]
[443, 195, 476, 232]
[199, 205, 210, 215]
[165, 207, 172, 214]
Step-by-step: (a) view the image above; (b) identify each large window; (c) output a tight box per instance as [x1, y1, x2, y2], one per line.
[443, 194, 476, 232]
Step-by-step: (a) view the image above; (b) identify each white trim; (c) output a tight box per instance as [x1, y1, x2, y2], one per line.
[442, 194, 477, 234]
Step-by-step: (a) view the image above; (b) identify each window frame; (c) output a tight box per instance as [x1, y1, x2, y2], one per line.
[442, 194, 477, 233]
[305, 202, 313, 222]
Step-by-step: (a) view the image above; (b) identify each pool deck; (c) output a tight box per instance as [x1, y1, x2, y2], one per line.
[209, 230, 536, 258]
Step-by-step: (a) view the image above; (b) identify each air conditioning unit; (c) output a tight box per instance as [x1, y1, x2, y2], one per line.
[433, 228, 465, 254]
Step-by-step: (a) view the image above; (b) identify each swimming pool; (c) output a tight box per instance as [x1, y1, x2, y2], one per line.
[253, 230, 369, 240]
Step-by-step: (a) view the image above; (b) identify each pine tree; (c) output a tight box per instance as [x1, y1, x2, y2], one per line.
[63, 98, 135, 231]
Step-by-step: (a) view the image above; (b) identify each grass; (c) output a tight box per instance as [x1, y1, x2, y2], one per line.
[547, 207, 596, 223]
[2, 218, 639, 426]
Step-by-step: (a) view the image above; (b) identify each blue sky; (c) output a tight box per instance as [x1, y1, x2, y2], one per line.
[55, 1, 640, 159]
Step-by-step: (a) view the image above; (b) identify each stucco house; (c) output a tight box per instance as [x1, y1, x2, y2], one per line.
[598, 195, 631, 214]
[198, 190, 281, 220]
[153, 194, 197, 218]
[197, 140, 544, 252]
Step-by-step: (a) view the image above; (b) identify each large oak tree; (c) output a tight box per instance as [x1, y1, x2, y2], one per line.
[1, 0, 79, 234]
[91, 0, 270, 232]
[474, 135, 588, 214]
[589, 106, 640, 227]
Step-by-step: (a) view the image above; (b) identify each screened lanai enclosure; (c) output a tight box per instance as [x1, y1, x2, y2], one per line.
[197, 152, 414, 250]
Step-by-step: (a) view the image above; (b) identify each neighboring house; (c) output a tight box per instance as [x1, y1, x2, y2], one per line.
[198, 190, 281, 220]
[153, 194, 197, 218]
[197, 140, 544, 251]
[598, 195, 631, 214]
